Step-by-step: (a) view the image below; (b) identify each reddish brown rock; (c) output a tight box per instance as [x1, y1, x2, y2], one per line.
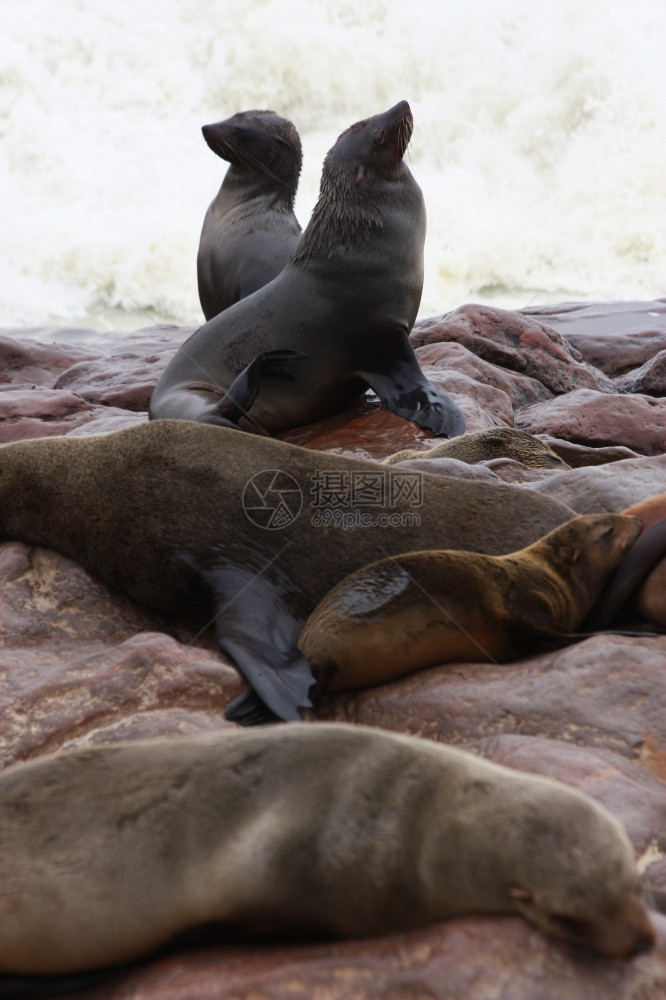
[49, 914, 666, 1000]
[540, 435, 641, 468]
[615, 350, 666, 397]
[0, 543, 242, 765]
[421, 369, 514, 427]
[279, 395, 443, 459]
[0, 335, 101, 388]
[527, 455, 666, 513]
[49, 325, 195, 412]
[0, 388, 143, 441]
[410, 304, 614, 394]
[415, 341, 552, 408]
[464, 734, 666, 852]
[314, 634, 666, 778]
[279, 385, 510, 461]
[53, 354, 168, 411]
[516, 389, 666, 455]
[522, 300, 666, 376]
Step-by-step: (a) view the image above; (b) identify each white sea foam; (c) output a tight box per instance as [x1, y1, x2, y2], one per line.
[1, 0, 664, 329]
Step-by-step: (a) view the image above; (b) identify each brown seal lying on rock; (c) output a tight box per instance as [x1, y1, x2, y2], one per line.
[383, 426, 570, 468]
[150, 101, 466, 438]
[0, 723, 654, 977]
[0, 420, 575, 724]
[299, 514, 642, 691]
[197, 110, 302, 320]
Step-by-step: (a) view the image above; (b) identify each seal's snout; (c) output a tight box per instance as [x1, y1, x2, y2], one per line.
[377, 100, 413, 159]
[381, 100, 413, 130]
[201, 121, 231, 159]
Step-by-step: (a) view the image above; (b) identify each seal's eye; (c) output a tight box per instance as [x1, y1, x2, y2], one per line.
[373, 129, 385, 147]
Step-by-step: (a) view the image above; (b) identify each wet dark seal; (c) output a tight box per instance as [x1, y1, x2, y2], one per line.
[150, 101, 466, 438]
[197, 110, 302, 320]
[0, 421, 575, 724]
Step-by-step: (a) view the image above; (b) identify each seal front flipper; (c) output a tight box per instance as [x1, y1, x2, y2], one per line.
[195, 559, 314, 723]
[359, 333, 466, 437]
[210, 349, 306, 427]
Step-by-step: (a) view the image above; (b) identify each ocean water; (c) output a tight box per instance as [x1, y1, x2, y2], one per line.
[1, 0, 665, 331]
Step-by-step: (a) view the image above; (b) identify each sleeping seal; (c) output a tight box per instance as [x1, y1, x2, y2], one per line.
[0, 420, 575, 724]
[299, 514, 642, 692]
[0, 724, 654, 974]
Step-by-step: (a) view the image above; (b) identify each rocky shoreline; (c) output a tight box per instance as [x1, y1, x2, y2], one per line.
[1, 299, 665, 999]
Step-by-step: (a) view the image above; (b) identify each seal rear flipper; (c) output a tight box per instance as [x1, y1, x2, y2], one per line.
[214, 349, 306, 425]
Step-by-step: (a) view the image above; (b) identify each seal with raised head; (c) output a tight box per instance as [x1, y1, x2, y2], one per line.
[0, 420, 575, 724]
[0, 723, 654, 976]
[299, 514, 642, 691]
[197, 110, 303, 320]
[150, 102, 466, 438]
[383, 426, 570, 468]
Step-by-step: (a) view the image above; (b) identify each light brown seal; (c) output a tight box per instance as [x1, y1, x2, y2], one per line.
[383, 427, 570, 468]
[197, 110, 302, 320]
[0, 723, 654, 975]
[150, 102, 466, 437]
[0, 420, 577, 724]
[299, 514, 642, 691]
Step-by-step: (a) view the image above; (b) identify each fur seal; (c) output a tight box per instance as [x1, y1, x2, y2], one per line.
[197, 110, 302, 320]
[0, 723, 654, 975]
[383, 427, 570, 468]
[299, 514, 642, 691]
[582, 513, 666, 630]
[618, 496, 666, 627]
[150, 102, 466, 437]
[0, 420, 575, 724]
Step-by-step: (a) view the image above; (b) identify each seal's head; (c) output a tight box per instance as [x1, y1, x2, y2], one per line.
[332, 100, 414, 183]
[506, 783, 655, 959]
[201, 110, 302, 192]
[294, 101, 420, 267]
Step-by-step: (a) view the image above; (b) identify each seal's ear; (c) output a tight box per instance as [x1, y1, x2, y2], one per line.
[356, 164, 365, 183]
[510, 886, 532, 903]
